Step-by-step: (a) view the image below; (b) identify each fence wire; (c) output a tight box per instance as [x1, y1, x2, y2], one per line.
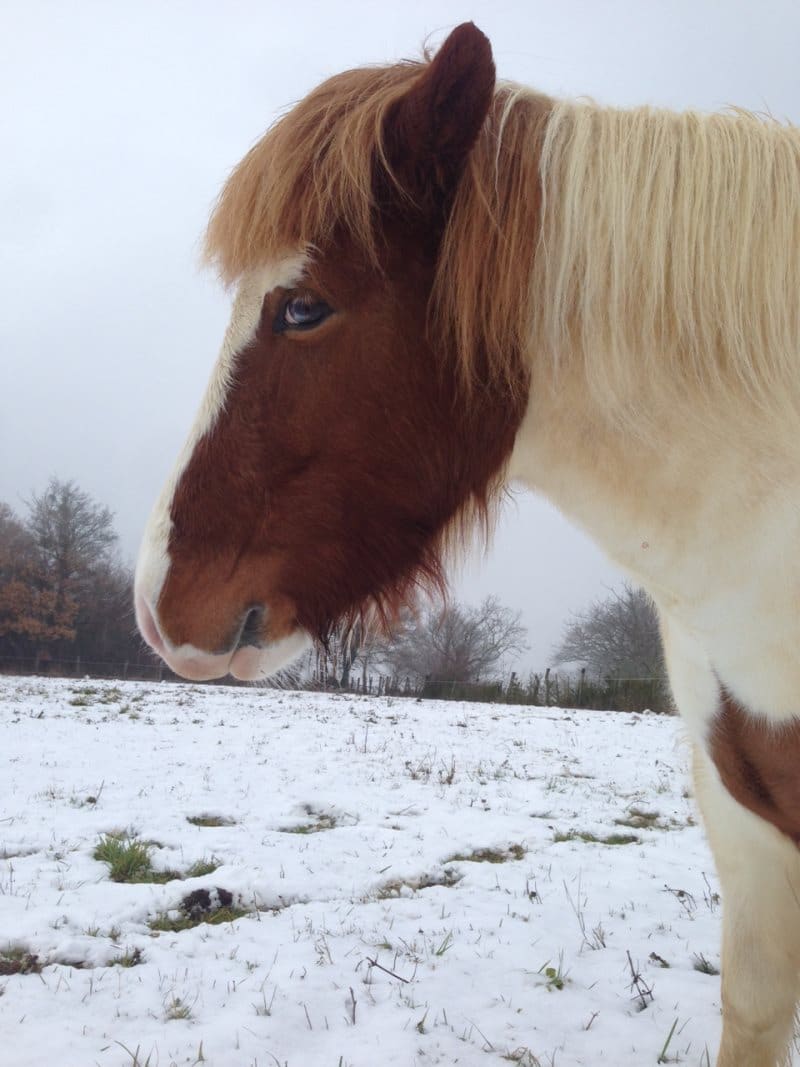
[0, 656, 670, 713]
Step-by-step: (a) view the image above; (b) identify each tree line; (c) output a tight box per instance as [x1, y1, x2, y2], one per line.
[0, 478, 142, 670]
[1, 479, 667, 710]
[302, 586, 666, 710]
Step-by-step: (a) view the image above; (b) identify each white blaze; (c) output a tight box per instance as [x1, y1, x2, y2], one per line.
[135, 253, 308, 661]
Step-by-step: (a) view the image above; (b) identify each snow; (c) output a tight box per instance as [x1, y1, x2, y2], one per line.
[0, 677, 722, 1066]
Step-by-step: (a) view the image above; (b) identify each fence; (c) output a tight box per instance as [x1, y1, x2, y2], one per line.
[0, 657, 670, 713]
[303, 666, 670, 712]
[0, 655, 209, 685]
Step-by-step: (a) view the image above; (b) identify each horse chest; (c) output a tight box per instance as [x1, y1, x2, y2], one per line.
[711, 689, 800, 845]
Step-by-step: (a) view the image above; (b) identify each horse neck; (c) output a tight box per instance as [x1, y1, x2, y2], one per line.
[508, 354, 800, 718]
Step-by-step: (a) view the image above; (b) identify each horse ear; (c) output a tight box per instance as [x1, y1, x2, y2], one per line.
[381, 23, 495, 218]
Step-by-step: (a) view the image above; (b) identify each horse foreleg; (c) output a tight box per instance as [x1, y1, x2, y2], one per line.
[694, 747, 800, 1067]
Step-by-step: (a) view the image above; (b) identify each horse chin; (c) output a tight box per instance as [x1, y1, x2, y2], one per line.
[158, 646, 233, 683]
[228, 629, 311, 681]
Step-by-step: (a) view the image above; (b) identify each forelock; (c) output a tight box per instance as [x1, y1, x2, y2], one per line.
[203, 61, 428, 285]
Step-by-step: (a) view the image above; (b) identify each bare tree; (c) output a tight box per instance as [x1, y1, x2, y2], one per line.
[350, 620, 391, 689]
[383, 596, 528, 684]
[27, 478, 117, 589]
[305, 619, 391, 689]
[0, 502, 33, 563]
[552, 583, 664, 679]
[0, 479, 147, 667]
[334, 619, 386, 689]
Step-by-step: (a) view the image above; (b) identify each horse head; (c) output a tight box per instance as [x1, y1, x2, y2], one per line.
[135, 24, 529, 680]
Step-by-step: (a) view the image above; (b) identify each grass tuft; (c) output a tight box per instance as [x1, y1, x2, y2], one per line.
[376, 868, 462, 898]
[538, 953, 568, 991]
[94, 832, 218, 884]
[281, 813, 337, 834]
[503, 1050, 544, 1066]
[111, 946, 144, 968]
[692, 952, 720, 975]
[0, 946, 41, 976]
[150, 887, 248, 932]
[614, 807, 662, 830]
[554, 829, 639, 846]
[445, 844, 526, 864]
[186, 814, 236, 828]
[94, 833, 154, 883]
[149, 905, 248, 933]
[164, 995, 193, 1020]
[115, 1042, 155, 1066]
[184, 859, 220, 878]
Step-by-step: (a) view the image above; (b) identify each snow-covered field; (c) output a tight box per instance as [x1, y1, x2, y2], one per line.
[0, 677, 724, 1067]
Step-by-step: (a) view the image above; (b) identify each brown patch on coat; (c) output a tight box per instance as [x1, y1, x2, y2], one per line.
[710, 688, 800, 844]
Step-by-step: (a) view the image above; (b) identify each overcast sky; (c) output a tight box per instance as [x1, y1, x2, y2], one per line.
[2, 1, 798, 670]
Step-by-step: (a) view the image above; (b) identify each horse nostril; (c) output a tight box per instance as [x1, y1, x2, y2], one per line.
[237, 606, 265, 650]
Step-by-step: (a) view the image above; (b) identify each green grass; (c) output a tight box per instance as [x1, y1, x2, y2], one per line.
[445, 844, 526, 864]
[186, 814, 236, 828]
[432, 931, 454, 956]
[110, 947, 144, 968]
[69, 685, 124, 707]
[93, 832, 218, 884]
[184, 858, 220, 878]
[280, 813, 337, 834]
[553, 829, 639, 846]
[94, 834, 155, 882]
[149, 906, 249, 933]
[376, 868, 462, 898]
[538, 953, 568, 991]
[657, 1018, 680, 1064]
[614, 807, 662, 830]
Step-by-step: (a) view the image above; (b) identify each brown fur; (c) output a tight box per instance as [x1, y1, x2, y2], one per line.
[204, 33, 550, 398]
[162, 222, 526, 648]
[711, 688, 800, 844]
[156, 26, 530, 650]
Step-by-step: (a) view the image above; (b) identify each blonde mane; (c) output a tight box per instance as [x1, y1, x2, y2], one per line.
[205, 57, 800, 420]
[533, 101, 800, 425]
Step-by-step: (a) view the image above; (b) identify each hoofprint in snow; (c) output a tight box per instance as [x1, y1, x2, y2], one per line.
[0, 678, 723, 1067]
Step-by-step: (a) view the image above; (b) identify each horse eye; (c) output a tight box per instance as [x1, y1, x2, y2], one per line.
[276, 295, 333, 333]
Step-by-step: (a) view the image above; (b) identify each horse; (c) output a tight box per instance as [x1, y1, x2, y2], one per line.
[134, 23, 800, 1066]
